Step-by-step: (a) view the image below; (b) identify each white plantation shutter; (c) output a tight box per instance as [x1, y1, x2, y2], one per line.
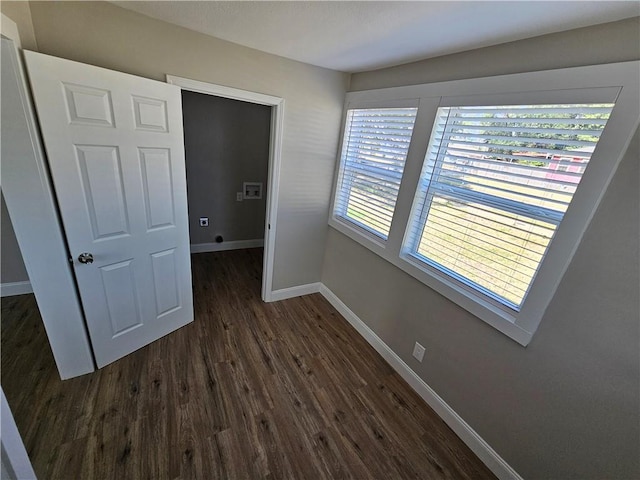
[405, 103, 614, 310]
[334, 107, 418, 240]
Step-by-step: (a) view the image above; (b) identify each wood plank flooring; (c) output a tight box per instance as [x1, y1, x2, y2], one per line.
[1, 248, 495, 479]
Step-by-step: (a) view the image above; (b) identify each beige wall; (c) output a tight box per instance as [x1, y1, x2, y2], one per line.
[351, 17, 640, 90]
[0, 1, 37, 50]
[324, 18, 640, 479]
[182, 91, 270, 245]
[25, 1, 348, 290]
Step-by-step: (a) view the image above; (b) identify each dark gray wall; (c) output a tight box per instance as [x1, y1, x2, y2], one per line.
[323, 18, 640, 480]
[182, 91, 270, 245]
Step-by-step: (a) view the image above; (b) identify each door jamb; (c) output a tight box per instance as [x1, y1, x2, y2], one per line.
[166, 75, 283, 302]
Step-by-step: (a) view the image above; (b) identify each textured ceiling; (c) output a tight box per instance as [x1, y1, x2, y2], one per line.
[111, 1, 639, 72]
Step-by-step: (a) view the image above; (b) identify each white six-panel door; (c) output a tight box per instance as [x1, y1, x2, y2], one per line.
[25, 51, 193, 368]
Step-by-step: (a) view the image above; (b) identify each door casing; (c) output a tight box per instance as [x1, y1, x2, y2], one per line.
[166, 75, 285, 302]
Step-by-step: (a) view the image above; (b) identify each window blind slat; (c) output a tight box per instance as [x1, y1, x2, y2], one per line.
[443, 132, 598, 149]
[343, 197, 394, 222]
[345, 156, 407, 169]
[346, 142, 412, 157]
[438, 152, 585, 182]
[434, 169, 575, 207]
[414, 238, 530, 301]
[443, 145, 592, 163]
[443, 116, 609, 126]
[340, 182, 400, 204]
[449, 105, 613, 115]
[438, 138, 594, 157]
[439, 124, 606, 137]
[422, 218, 544, 271]
[422, 194, 556, 240]
[344, 167, 401, 190]
[429, 183, 565, 222]
[345, 130, 413, 142]
[426, 208, 552, 257]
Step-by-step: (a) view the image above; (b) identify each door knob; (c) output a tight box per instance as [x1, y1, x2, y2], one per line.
[77, 253, 94, 264]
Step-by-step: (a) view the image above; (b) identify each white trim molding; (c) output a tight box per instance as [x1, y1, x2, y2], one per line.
[0, 281, 33, 297]
[269, 282, 321, 302]
[1, 388, 36, 479]
[166, 74, 284, 305]
[190, 239, 264, 254]
[1, 13, 21, 47]
[319, 284, 523, 480]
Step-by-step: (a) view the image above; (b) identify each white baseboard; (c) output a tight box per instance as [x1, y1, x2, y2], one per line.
[319, 284, 523, 480]
[0, 281, 33, 297]
[269, 282, 321, 302]
[190, 239, 264, 254]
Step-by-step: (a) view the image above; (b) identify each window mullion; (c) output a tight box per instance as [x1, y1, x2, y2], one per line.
[385, 98, 442, 256]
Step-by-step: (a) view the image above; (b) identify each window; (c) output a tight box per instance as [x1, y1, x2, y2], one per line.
[403, 104, 614, 311]
[333, 106, 418, 241]
[329, 62, 639, 345]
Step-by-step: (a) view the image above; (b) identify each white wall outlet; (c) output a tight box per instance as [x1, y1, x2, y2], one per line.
[236, 192, 243, 202]
[199, 217, 209, 227]
[412, 342, 425, 362]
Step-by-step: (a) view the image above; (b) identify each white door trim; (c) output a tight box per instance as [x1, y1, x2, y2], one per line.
[166, 75, 284, 302]
[1, 13, 20, 47]
[1, 388, 37, 479]
[0, 281, 33, 297]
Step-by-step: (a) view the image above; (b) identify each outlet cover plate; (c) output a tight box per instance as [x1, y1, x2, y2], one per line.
[412, 342, 425, 362]
[199, 217, 209, 227]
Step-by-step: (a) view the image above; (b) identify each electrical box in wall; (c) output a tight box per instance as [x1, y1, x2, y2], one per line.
[243, 182, 262, 200]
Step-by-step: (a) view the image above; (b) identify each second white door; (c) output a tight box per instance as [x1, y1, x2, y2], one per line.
[25, 51, 194, 368]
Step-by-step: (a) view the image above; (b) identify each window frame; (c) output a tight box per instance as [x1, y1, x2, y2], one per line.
[328, 62, 640, 346]
[331, 100, 420, 244]
[403, 98, 616, 313]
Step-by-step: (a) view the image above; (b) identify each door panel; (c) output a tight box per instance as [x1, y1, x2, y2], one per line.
[139, 148, 175, 229]
[76, 145, 130, 239]
[100, 259, 142, 336]
[25, 51, 194, 368]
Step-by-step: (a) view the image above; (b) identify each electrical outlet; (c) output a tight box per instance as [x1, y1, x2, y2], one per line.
[412, 342, 425, 362]
[199, 217, 209, 227]
[236, 192, 243, 202]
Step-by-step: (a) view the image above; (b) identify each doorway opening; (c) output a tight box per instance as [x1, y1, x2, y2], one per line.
[168, 76, 284, 302]
[181, 90, 269, 288]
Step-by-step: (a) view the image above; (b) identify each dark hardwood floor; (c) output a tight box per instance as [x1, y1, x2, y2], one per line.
[1, 249, 495, 479]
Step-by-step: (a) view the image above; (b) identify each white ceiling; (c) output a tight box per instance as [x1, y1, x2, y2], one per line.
[112, 1, 639, 72]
